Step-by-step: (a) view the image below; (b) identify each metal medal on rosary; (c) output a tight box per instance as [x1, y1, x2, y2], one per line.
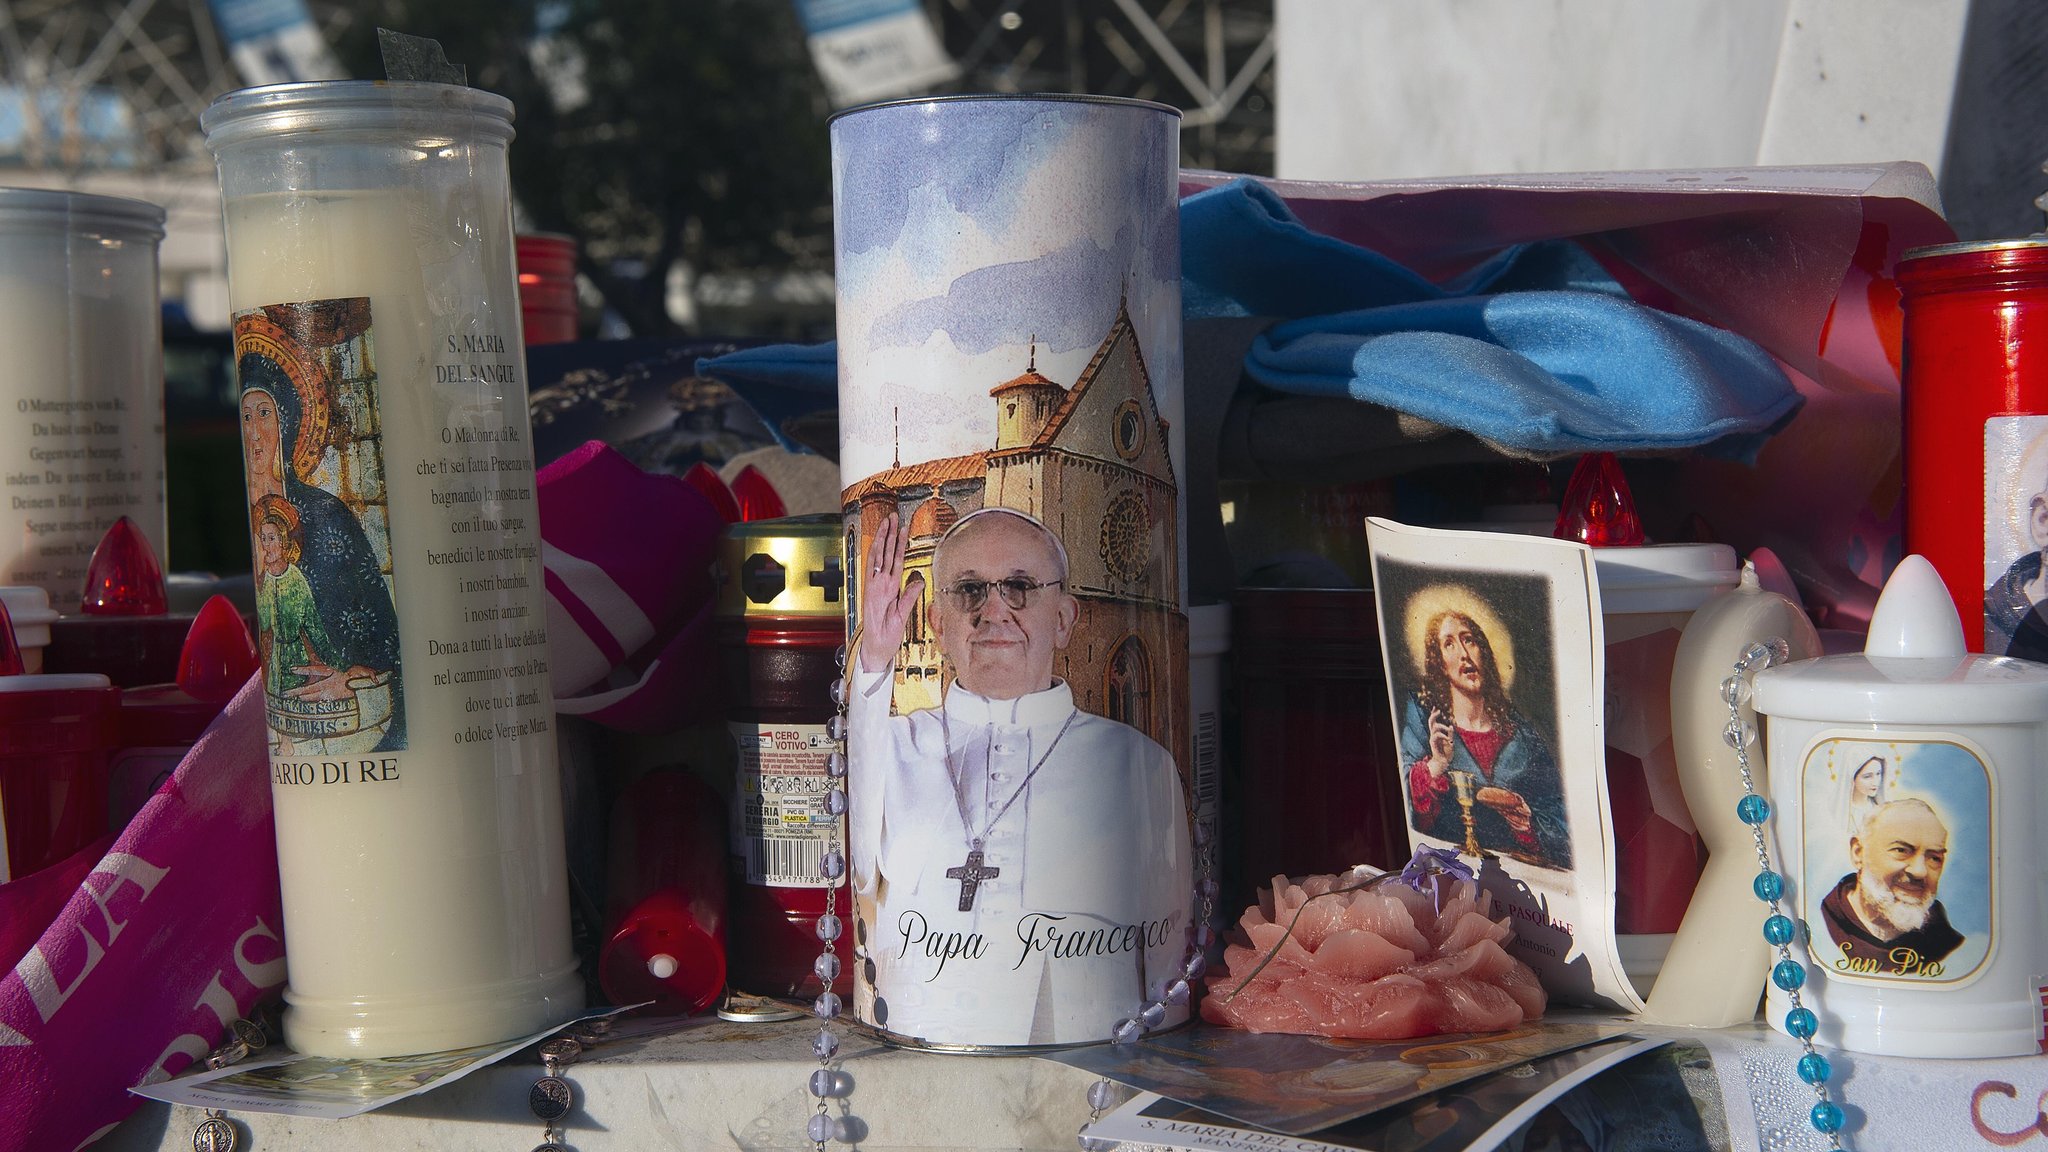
[528, 1035, 584, 1151]
[188, 1013, 269, 1152]
[192, 1111, 237, 1152]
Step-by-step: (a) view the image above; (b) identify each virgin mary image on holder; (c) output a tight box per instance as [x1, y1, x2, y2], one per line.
[237, 302, 405, 754]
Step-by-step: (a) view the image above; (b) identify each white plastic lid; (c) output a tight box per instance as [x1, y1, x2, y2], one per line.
[0, 586, 57, 647]
[1592, 542, 1739, 615]
[1754, 555, 2048, 723]
[0, 672, 110, 692]
[1189, 602, 1230, 657]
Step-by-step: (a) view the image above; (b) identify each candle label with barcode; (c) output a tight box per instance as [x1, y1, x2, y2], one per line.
[730, 722, 842, 887]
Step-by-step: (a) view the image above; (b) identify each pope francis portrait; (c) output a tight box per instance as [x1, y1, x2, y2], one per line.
[847, 506, 1190, 1046]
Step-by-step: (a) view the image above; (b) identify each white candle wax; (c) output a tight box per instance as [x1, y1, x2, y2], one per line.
[222, 184, 579, 1057]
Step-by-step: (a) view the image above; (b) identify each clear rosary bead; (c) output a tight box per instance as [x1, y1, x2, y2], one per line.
[1087, 1079, 1116, 1111]
[812, 992, 842, 1020]
[816, 914, 842, 942]
[1163, 978, 1193, 1005]
[810, 1069, 848, 1098]
[825, 788, 848, 816]
[1736, 641, 1776, 671]
[814, 952, 842, 982]
[812, 1028, 839, 1059]
[820, 850, 846, 879]
[1078, 1122, 1115, 1150]
[1110, 1017, 1145, 1045]
[825, 751, 847, 778]
[807, 1112, 834, 1143]
[1719, 674, 1750, 709]
[826, 714, 847, 742]
[1182, 953, 1208, 980]
[1722, 716, 1756, 749]
[829, 678, 847, 708]
[1138, 1001, 1167, 1029]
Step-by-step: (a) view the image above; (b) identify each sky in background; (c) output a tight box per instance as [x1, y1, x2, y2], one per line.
[831, 97, 1183, 483]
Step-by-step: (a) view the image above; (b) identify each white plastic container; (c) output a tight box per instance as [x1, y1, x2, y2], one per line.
[1590, 543, 1737, 971]
[1755, 555, 2048, 1058]
[0, 586, 57, 673]
[0, 190, 166, 611]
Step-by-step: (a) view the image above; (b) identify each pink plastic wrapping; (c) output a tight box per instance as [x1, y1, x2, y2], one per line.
[0, 679, 282, 1150]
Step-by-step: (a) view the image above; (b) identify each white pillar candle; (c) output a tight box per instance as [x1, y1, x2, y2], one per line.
[0, 191, 166, 611]
[203, 83, 579, 1058]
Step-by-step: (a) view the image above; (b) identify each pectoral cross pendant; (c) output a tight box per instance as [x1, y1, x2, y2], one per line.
[946, 845, 1001, 911]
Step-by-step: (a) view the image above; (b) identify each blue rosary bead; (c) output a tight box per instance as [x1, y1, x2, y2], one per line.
[1771, 959, 1805, 991]
[1753, 869, 1784, 901]
[1811, 1100, 1845, 1134]
[1797, 1052, 1831, 1085]
[1763, 914, 1795, 946]
[1785, 1006, 1818, 1039]
[1737, 794, 1771, 825]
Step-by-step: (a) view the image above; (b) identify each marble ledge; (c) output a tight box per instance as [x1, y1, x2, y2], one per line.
[101, 1017, 1117, 1152]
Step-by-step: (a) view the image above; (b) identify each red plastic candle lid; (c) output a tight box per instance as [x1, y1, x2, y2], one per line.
[78, 517, 168, 617]
[599, 889, 726, 1016]
[730, 465, 787, 522]
[176, 595, 259, 702]
[1554, 452, 1644, 547]
[683, 462, 741, 524]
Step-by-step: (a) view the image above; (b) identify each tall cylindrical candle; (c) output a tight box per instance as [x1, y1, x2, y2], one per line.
[0, 190, 166, 611]
[716, 513, 853, 999]
[833, 94, 1191, 1049]
[1897, 239, 2048, 658]
[202, 81, 580, 1057]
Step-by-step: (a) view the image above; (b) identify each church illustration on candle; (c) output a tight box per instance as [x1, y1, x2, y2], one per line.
[842, 301, 1187, 770]
[234, 298, 406, 756]
[840, 299, 1193, 1045]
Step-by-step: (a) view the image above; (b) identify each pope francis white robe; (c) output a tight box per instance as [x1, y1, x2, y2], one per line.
[848, 663, 1191, 1046]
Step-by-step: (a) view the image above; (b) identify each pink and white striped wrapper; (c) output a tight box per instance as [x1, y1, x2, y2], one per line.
[0, 678, 282, 1151]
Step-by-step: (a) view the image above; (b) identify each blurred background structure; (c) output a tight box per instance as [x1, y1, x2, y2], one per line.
[0, 0, 1278, 342]
[7, 0, 2045, 342]
[5, 0, 2046, 575]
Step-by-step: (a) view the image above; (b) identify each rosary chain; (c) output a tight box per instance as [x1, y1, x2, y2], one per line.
[1727, 640, 1848, 1149]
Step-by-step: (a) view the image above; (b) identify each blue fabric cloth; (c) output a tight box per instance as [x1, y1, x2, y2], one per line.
[1180, 178, 1528, 319]
[699, 177, 1802, 460]
[1181, 178, 1799, 457]
[1248, 289, 1802, 457]
[693, 340, 837, 449]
